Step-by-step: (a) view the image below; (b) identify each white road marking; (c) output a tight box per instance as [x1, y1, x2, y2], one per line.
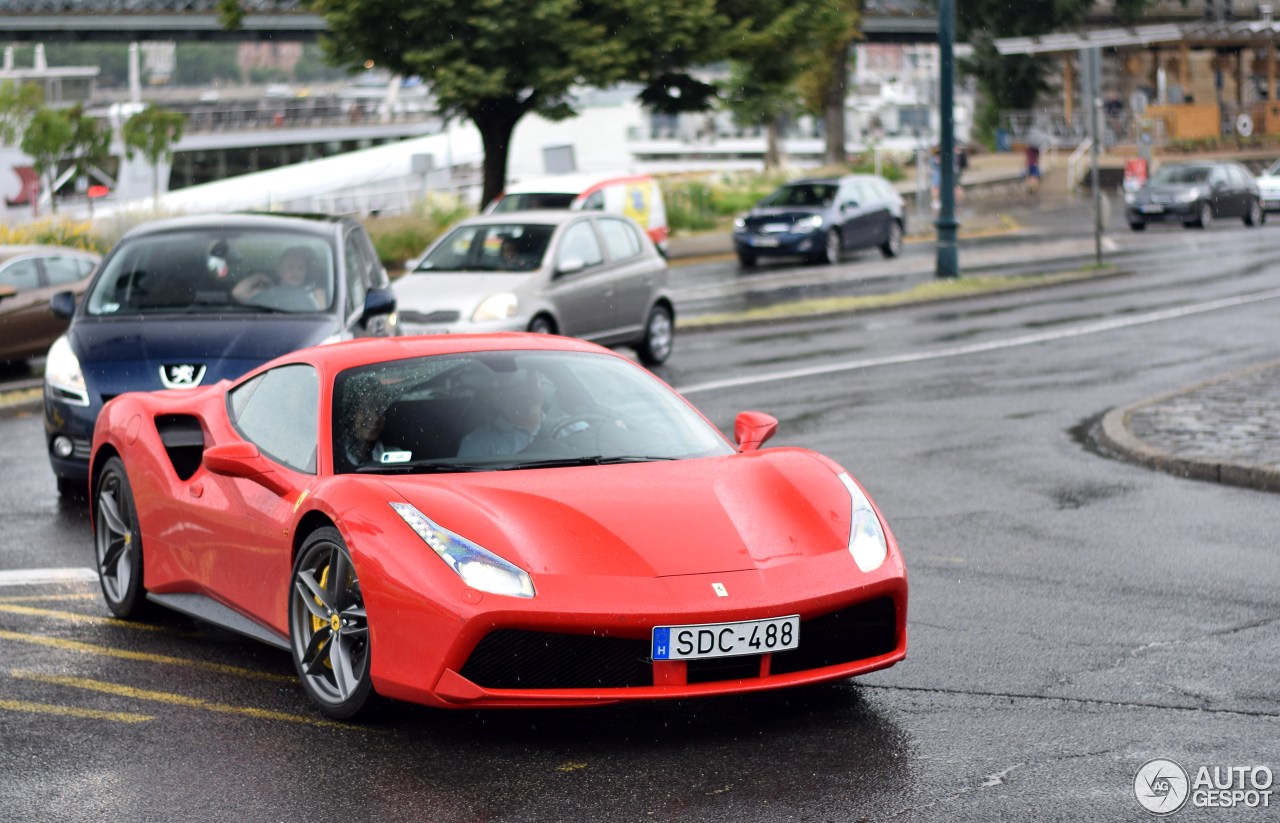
[0, 568, 98, 587]
[679, 287, 1280, 395]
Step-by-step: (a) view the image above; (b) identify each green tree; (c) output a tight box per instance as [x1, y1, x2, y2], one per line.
[67, 106, 113, 217]
[122, 105, 187, 201]
[19, 107, 74, 214]
[794, 0, 862, 166]
[0, 80, 44, 145]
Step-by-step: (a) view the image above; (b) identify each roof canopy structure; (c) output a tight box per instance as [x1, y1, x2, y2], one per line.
[996, 11, 1280, 55]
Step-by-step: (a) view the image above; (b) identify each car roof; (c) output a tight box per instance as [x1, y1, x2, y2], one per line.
[450, 210, 611, 228]
[502, 172, 654, 195]
[0, 244, 101, 262]
[787, 174, 886, 186]
[117, 212, 349, 241]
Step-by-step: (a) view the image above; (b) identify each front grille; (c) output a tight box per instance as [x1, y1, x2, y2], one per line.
[400, 309, 460, 324]
[460, 630, 651, 689]
[771, 597, 898, 675]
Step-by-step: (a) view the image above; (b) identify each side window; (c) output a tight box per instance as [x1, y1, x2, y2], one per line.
[598, 218, 642, 261]
[44, 256, 94, 287]
[228, 364, 319, 473]
[580, 190, 606, 210]
[343, 230, 370, 315]
[557, 221, 604, 269]
[0, 259, 41, 291]
[1210, 167, 1228, 187]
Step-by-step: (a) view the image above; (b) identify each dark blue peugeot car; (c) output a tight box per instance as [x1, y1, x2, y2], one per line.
[43, 213, 398, 496]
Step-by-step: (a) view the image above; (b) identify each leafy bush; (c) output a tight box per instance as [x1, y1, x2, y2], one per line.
[0, 218, 110, 254]
[362, 193, 473, 272]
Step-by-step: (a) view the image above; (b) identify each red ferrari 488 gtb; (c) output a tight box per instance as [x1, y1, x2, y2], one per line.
[90, 334, 906, 718]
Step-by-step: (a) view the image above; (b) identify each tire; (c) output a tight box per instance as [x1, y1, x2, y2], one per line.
[527, 315, 556, 335]
[737, 252, 757, 269]
[57, 475, 86, 498]
[94, 457, 147, 618]
[880, 220, 903, 258]
[819, 228, 841, 265]
[1245, 198, 1263, 227]
[635, 303, 674, 366]
[289, 527, 375, 719]
[1191, 202, 1212, 229]
[1128, 222, 1147, 232]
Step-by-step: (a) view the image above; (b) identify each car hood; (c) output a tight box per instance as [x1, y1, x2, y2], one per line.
[742, 206, 825, 226]
[394, 272, 533, 318]
[379, 450, 853, 579]
[1138, 183, 1203, 198]
[69, 315, 337, 393]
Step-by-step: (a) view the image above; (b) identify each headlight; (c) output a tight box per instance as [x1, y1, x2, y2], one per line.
[1123, 192, 1136, 205]
[44, 335, 89, 407]
[472, 292, 518, 322]
[733, 216, 746, 230]
[390, 502, 535, 597]
[1177, 188, 1201, 202]
[838, 473, 888, 572]
[794, 215, 824, 232]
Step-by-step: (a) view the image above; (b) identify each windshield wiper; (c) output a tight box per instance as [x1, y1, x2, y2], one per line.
[356, 461, 491, 474]
[495, 455, 677, 471]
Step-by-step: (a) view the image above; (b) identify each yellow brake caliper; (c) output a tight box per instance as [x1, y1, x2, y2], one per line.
[310, 565, 335, 670]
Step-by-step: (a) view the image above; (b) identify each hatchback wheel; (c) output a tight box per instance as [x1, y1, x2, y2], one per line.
[737, 251, 757, 269]
[95, 457, 147, 618]
[880, 220, 903, 258]
[1245, 198, 1263, 227]
[1129, 221, 1147, 232]
[1192, 202, 1213, 229]
[289, 528, 374, 719]
[527, 315, 556, 335]
[636, 304, 674, 366]
[820, 229, 842, 265]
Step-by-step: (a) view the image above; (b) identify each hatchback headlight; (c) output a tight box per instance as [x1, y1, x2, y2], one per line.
[838, 473, 888, 572]
[1123, 191, 1137, 205]
[794, 215, 825, 232]
[472, 292, 518, 323]
[44, 335, 89, 407]
[733, 216, 746, 230]
[391, 502, 535, 597]
[1177, 188, 1202, 202]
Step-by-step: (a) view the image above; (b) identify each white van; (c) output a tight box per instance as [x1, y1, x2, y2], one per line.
[488, 172, 670, 255]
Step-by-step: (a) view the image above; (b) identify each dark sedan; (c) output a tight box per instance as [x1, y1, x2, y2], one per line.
[43, 213, 398, 497]
[0, 245, 100, 368]
[732, 175, 905, 268]
[1125, 161, 1263, 230]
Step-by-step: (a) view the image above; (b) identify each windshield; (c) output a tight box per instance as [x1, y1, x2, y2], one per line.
[414, 223, 554, 273]
[760, 183, 837, 208]
[1149, 166, 1211, 186]
[85, 228, 335, 316]
[490, 193, 577, 212]
[1267, 159, 1280, 177]
[332, 350, 733, 474]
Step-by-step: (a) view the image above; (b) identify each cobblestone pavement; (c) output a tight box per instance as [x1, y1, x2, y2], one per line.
[1098, 359, 1280, 493]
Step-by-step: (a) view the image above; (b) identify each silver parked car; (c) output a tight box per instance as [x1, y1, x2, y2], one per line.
[394, 210, 675, 365]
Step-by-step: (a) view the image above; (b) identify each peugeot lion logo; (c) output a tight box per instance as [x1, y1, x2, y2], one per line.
[159, 364, 207, 390]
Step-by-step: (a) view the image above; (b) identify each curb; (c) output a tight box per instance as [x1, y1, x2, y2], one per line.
[1096, 362, 1280, 494]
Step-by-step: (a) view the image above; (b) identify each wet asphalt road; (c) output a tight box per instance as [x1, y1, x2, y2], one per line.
[2, 212, 1279, 821]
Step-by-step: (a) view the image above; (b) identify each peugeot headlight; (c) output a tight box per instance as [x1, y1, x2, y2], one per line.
[794, 215, 825, 232]
[1177, 188, 1201, 202]
[44, 335, 89, 407]
[391, 502, 535, 597]
[838, 473, 888, 572]
[472, 292, 518, 323]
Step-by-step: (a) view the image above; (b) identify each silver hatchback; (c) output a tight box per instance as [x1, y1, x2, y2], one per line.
[394, 210, 675, 365]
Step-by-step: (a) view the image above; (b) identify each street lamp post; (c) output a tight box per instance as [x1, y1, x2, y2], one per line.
[935, 0, 959, 278]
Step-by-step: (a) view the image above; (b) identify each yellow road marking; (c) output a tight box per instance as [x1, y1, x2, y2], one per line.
[0, 697, 153, 724]
[11, 670, 347, 730]
[0, 602, 166, 630]
[0, 593, 98, 604]
[0, 630, 295, 685]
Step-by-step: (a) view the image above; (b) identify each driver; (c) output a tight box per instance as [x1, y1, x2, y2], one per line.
[457, 368, 566, 458]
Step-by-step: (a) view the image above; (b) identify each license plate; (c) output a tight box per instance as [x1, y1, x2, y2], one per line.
[652, 615, 799, 661]
[762, 222, 789, 233]
[751, 237, 780, 247]
[1140, 204, 1164, 213]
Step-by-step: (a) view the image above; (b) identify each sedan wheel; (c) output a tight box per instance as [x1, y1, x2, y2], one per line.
[289, 527, 374, 719]
[880, 220, 903, 258]
[527, 315, 556, 335]
[1129, 221, 1147, 232]
[1245, 199, 1264, 227]
[94, 457, 147, 618]
[636, 303, 674, 366]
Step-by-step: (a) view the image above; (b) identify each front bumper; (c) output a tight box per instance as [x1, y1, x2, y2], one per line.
[397, 316, 529, 336]
[365, 548, 908, 709]
[1126, 202, 1199, 223]
[44, 390, 98, 483]
[733, 229, 824, 258]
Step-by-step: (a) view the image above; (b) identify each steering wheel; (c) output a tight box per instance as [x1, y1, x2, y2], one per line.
[549, 412, 620, 439]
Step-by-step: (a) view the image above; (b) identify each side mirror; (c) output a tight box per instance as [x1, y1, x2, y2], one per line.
[842, 200, 859, 211]
[50, 290, 77, 318]
[0, 285, 15, 303]
[734, 411, 778, 452]
[557, 257, 586, 276]
[204, 441, 296, 497]
[361, 286, 396, 324]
